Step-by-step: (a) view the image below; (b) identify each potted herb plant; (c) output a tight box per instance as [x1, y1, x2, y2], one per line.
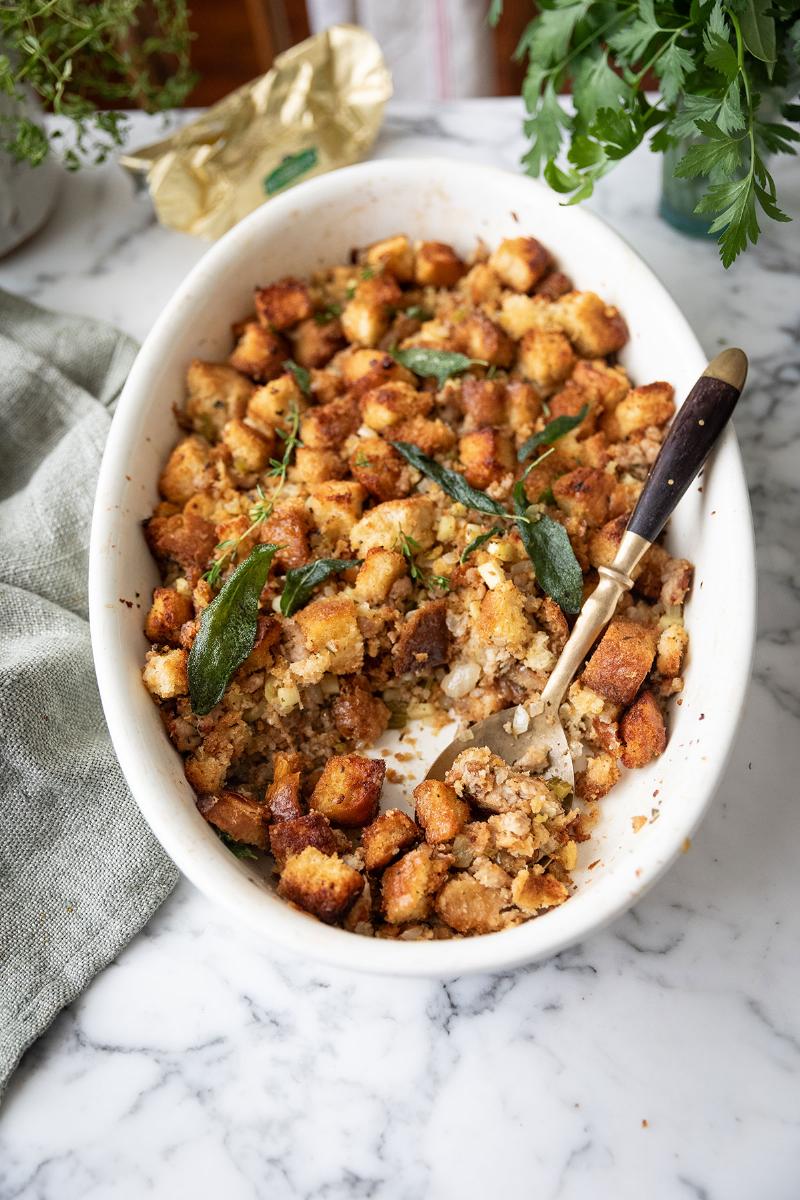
[490, 0, 800, 266]
[0, 0, 195, 254]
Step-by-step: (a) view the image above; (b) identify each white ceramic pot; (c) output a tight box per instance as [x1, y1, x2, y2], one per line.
[89, 158, 755, 978]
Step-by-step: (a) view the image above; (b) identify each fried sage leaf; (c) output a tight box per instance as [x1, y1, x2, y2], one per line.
[392, 441, 508, 518]
[283, 358, 311, 396]
[279, 558, 361, 617]
[392, 347, 486, 389]
[512, 482, 582, 614]
[188, 543, 279, 715]
[460, 525, 503, 564]
[517, 404, 589, 462]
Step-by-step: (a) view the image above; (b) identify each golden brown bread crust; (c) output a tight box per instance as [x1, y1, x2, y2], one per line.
[197, 790, 269, 849]
[254, 277, 313, 330]
[229, 322, 288, 382]
[620, 690, 667, 768]
[332, 675, 390, 746]
[362, 809, 420, 872]
[582, 618, 659, 706]
[414, 780, 470, 845]
[145, 587, 194, 646]
[392, 600, 451, 677]
[278, 846, 364, 922]
[381, 843, 451, 924]
[309, 754, 386, 827]
[269, 812, 338, 870]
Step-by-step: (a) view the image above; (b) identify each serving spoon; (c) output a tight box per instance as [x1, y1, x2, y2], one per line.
[426, 347, 748, 786]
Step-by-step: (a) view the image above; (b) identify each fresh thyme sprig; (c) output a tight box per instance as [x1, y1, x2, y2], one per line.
[204, 403, 302, 588]
[396, 531, 450, 593]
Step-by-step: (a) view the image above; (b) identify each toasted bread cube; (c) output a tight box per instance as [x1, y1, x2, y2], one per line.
[535, 270, 573, 300]
[458, 313, 514, 368]
[300, 396, 361, 450]
[458, 427, 515, 490]
[620, 690, 666, 769]
[582, 617, 658, 706]
[363, 234, 415, 282]
[414, 779, 469, 845]
[349, 438, 411, 501]
[221, 419, 274, 476]
[353, 548, 407, 604]
[518, 329, 576, 393]
[435, 874, 506, 934]
[603, 382, 675, 440]
[361, 381, 433, 432]
[575, 752, 621, 802]
[554, 292, 628, 357]
[381, 843, 451, 923]
[571, 359, 630, 410]
[247, 373, 305, 435]
[269, 812, 338, 870]
[460, 377, 507, 428]
[229, 322, 288, 383]
[332, 674, 390, 745]
[142, 648, 189, 698]
[159, 435, 213, 504]
[291, 446, 345, 484]
[145, 587, 194, 647]
[295, 596, 364, 674]
[477, 578, 533, 655]
[362, 809, 419, 871]
[498, 293, 556, 340]
[254, 277, 313, 330]
[290, 316, 346, 368]
[459, 261, 503, 306]
[184, 713, 249, 794]
[145, 511, 217, 574]
[414, 240, 466, 287]
[657, 623, 689, 678]
[184, 359, 254, 441]
[521, 447, 575, 505]
[197, 789, 269, 849]
[393, 599, 451, 676]
[552, 467, 610, 527]
[278, 846, 364, 922]
[309, 367, 344, 405]
[308, 480, 366, 542]
[547, 383, 598, 433]
[392, 415, 457, 456]
[506, 380, 543, 443]
[588, 514, 627, 570]
[350, 496, 436, 556]
[341, 299, 390, 348]
[577, 431, 610, 470]
[265, 768, 303, 823]
[489, 236, 550, 293]
[511, 868, 569, 913]
[262, 500, 311, 570]
[310, 754, 385, 827]
[274, 750, 303, 779]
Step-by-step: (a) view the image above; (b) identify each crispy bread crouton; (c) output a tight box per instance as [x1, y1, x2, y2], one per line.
[197, 789, 269, 849]
[554, 292, 628, 357]
[603, 382, 675, 440]
[255, 278, 313, 330]
[498, 293, 557, 340]
[381, 843, 451, 923]
[552, 467, 611, 527]
[295, 597, 364, 675]
[506, 379, 543, 443]
[290, 316, 346, 368]
[575, 752, 621, 802]
[300, 395, 361, 450]
[229, 322, 288, 383]
[458, 427, 515, 489]
[435, 874, 506, 934]
[489, 236, 550, 293]
[457, 312, 514, 367]
[278, 846, 364, 923]
[620, 690, 666, 769]
[534, 270, 572, 300]
[291, 446, 345, 485]
[460, 377, 507, 427]
[460, 262, 503, 306]
[221, 419, 274, 476]
[657, 624, 688, 678]
[265, 769, 303, 823]
[341, 274, 403, 347]
[310, 754, 385, 827]
[332, 674, 390, 745]
[511, 868, 569, 912]
[476, 578, 532, 654]
[308, 480, 366, 542]
[159, 435, 213, 504]
[571, 358, 630, 410]
[269, 812, 338, 870]
[392, 599, 451, 676]
[350, 496, 436, 556]
[145, 511, 217, 574]
[518, 329, 576, 392]
[414, 779, 470, 845]
[582, 617, 658, 706]
[261, 500, 311, 570]
[184, 360, 254, 441]
[340, 348, 414, 390]
[392, 415, 457, 456]
[361, 381, 433, 431]
[184, 713, 249, 794]
[246, 373, 305, 435]
[145, 587, 194, 646]
[353, 548, 407, 604]
[414, 240, 466, 287]
[349, 438, 411, 501]
[142, 648, 189, 698]
[363, 234, 415, 282]
[362, 809, 419, 871]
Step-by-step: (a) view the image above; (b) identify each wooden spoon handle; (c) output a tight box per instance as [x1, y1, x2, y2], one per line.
[626, 348, 747, 544]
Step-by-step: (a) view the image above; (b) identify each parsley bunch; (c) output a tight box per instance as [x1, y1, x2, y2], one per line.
[0, 0, 195, 170]
[490, 0, 800, 266]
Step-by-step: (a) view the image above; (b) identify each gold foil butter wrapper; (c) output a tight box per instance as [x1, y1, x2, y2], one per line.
[120, 24, 392, 240]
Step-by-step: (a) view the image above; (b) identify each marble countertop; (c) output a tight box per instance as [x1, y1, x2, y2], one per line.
[1, 102, 798, 1199]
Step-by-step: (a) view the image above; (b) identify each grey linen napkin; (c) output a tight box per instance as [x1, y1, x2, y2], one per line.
[0, 290, 179, 1097]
